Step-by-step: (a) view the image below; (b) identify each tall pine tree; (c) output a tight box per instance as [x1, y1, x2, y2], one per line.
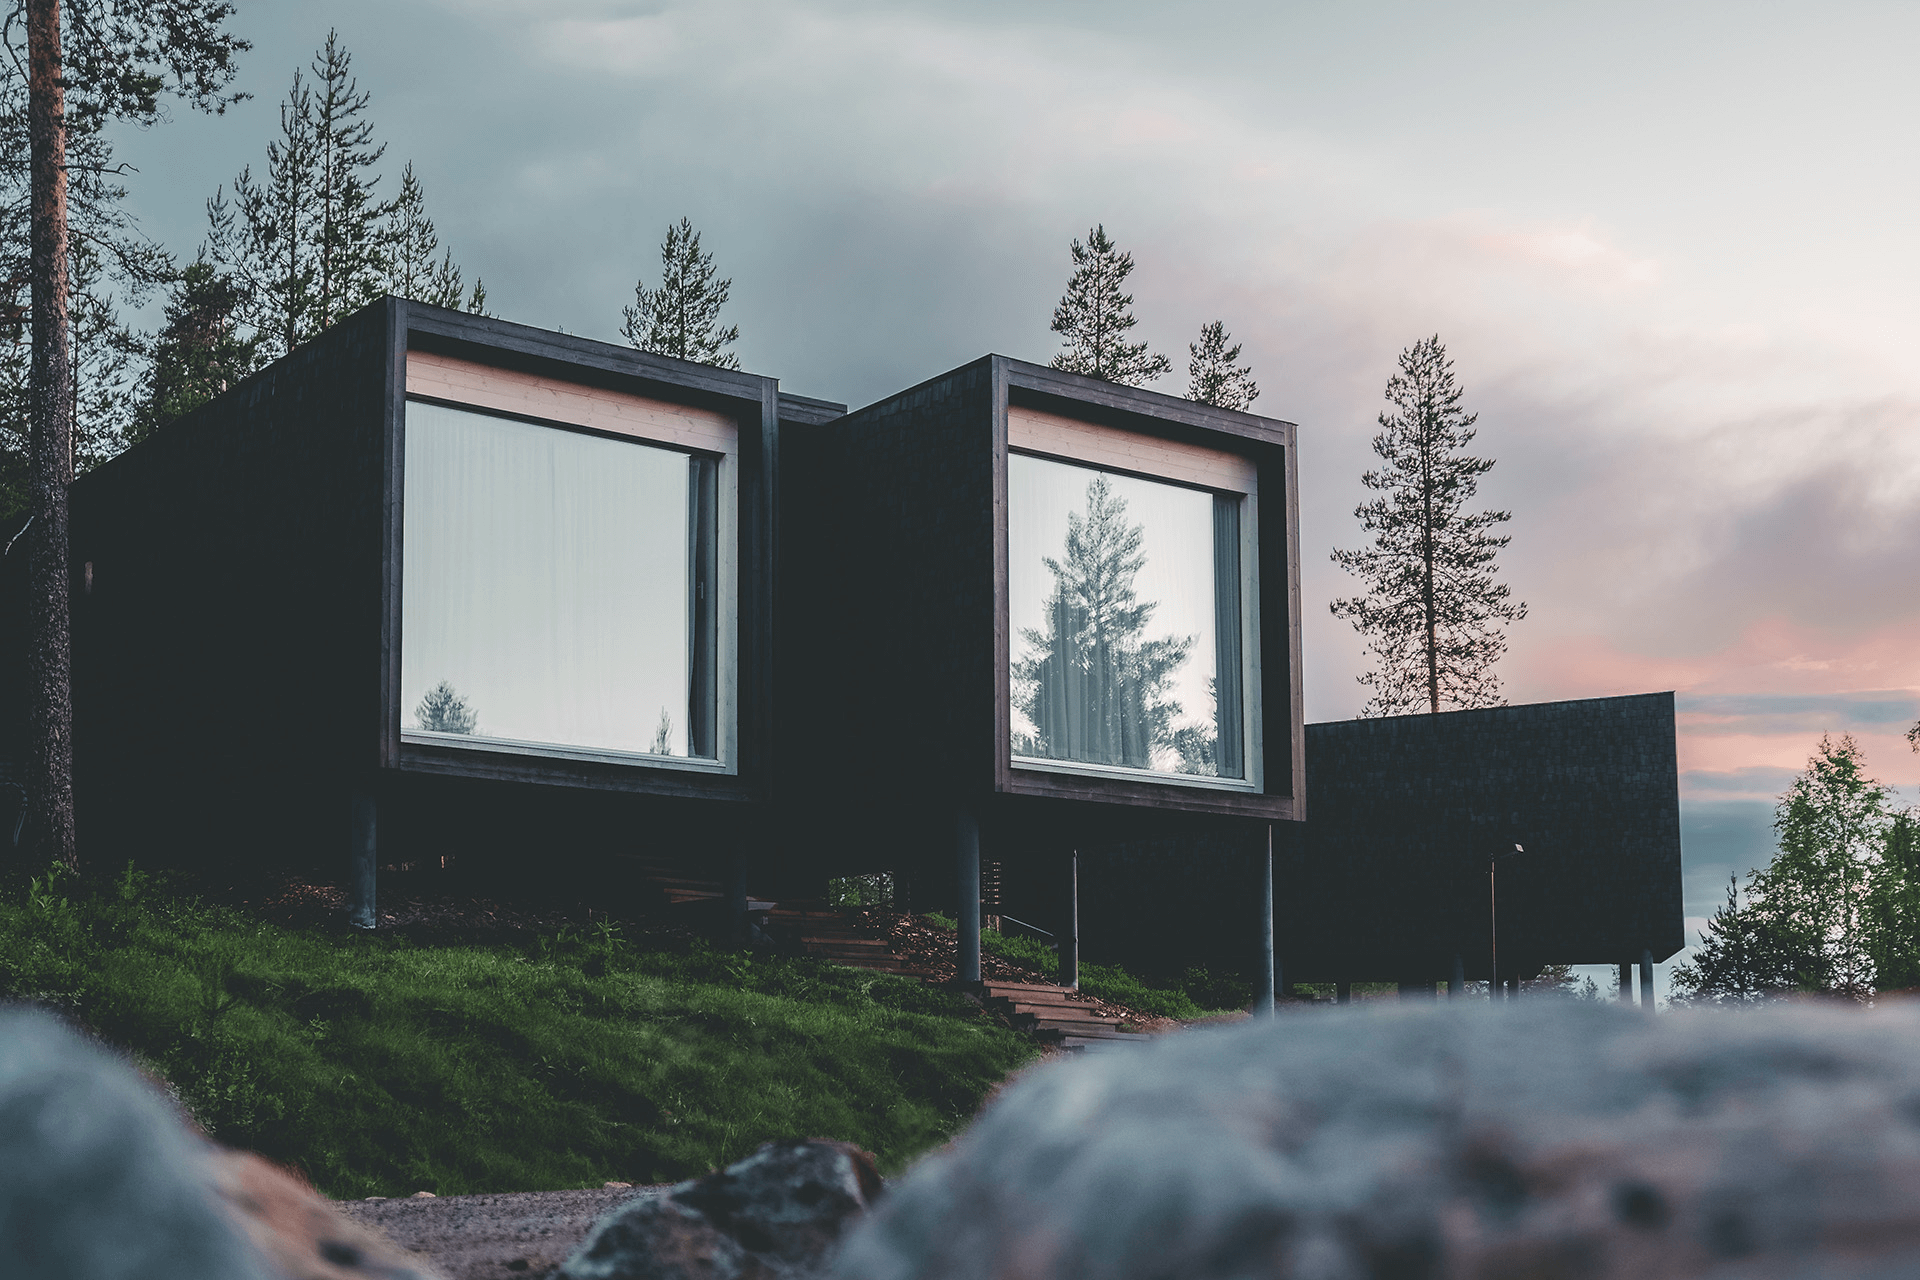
[622, 217, 739, 368]
[1049, 224, 1169, 386]
[0, 58, 174, 520]
[382, 160, 475, 310]
[1187, 320, 1259, 411]
[209, 31, 389, 356]
[14, 0, 245, 869]
[1331, 336, 1525, 715]
[130, 259, 259, 444]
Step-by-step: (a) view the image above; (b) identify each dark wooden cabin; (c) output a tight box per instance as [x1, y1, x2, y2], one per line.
[1060, 693, 1687, 997]
[69, 299, 841, 923]
[780, 355, 1306, 980]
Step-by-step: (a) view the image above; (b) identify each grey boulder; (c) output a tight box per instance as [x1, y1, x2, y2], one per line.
[562, 1139, 882, 1279]
[0, 1004, 443, 1280]
[833, 1000, 1920, 1280]
[0, 1005, 274, 1280]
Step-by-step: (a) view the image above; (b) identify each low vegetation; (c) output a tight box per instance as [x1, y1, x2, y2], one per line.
[0, 863, 1036, 1198]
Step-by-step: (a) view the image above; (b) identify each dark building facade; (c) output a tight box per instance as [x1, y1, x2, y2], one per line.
[1047, 694, 1685, 988]
[780, 355, 1306, 978]
[66, 299, 840, 920]
[30, 302, 1683, 983]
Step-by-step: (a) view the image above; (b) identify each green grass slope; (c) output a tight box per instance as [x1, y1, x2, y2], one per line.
[0, 864, 1036, 1197]
[921, 911, 1252, 1020]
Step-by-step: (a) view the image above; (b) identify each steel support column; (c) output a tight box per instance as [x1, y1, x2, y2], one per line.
[1257, 826, 1275, 1017]
[347, 790, 377, 931]
[956, 808, 981, 987]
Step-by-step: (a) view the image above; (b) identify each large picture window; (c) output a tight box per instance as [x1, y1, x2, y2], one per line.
[1008, 451, 1250, 783]
[401, 400, 721, 762]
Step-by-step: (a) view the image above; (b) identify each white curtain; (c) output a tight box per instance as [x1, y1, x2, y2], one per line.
[402, 401, 695, 756]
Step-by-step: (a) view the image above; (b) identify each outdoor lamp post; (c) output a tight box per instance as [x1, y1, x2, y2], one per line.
[1490, 843, 1524, 1000]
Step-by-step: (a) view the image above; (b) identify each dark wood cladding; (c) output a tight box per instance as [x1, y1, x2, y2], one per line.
[72, 303, 395, 864]
[781, 354, 1306, 842]
[1275, 692, 1688, 975]
[784, 358, 1002, 801]
[1068, 694, 1686, 982]
[70, 298, 792, 870]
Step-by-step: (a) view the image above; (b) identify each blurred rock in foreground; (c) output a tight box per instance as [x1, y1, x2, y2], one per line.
[0, 1005, 441, 1280]
[833, 1001, 1920, 1280]
[562, 1139, 881, 1280]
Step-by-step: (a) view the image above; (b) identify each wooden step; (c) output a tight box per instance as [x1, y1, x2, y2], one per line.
[1061, 1033, 1146, 1050]
[1024, 1016, 1141, 1034]
[1001, 1003, 1105, 1020]
[1042, 1022, 1147, 1040]
[992, 992, 1093, 1008]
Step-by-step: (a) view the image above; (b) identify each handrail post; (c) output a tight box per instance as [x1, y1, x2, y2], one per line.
[1060, 849, 1079, 990]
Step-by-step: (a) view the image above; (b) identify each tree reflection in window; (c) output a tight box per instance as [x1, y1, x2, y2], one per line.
[415, 680, 477, 734]
[1013, 474, 1203, 772]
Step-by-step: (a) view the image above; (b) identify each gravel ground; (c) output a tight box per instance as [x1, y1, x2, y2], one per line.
[337, 1186, 670, 1280]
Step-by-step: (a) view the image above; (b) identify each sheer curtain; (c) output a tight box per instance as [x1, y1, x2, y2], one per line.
[402, 401, 702, 757]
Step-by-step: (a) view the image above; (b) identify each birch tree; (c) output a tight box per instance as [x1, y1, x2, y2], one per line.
[1673, 735, 1897, 1002]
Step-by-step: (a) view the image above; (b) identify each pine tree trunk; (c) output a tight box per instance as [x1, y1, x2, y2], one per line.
[1422, 445, 1440, 714]
[27, 0, 76, 871]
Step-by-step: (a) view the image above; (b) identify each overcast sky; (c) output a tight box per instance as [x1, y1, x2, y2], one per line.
[106, 1, 1920, 975]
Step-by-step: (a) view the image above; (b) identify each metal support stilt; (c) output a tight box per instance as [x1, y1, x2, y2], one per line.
[957, 808, 981, 987]
[1336, 982, 1351, 1005]
[1618, 962, 1634, 1004]
[1640, 948, 1655, 1011]
[1449, 953, 1465, 999]
[726, 851, 749, 950]
[1257, 826, 1276, 1017]
[348, 790, 377, 931]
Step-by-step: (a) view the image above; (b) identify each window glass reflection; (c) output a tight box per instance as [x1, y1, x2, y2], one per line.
[402, 401, 711, 758]
[1009, 453, 1242, 778]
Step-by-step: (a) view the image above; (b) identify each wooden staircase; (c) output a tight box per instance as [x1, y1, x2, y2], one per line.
[982, 980, 1151, 1050]
[769, 904, 923, 975]
[619, 859, 1153, 1050]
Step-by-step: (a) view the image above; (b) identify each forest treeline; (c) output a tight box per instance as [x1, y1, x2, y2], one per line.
[0, 29, 499, 524]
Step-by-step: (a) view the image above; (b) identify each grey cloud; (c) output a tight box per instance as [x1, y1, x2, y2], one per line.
[1678, 690, 1920, 734]
[1681, 766, 1801, 797]
[94, 1, 1920, 735]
